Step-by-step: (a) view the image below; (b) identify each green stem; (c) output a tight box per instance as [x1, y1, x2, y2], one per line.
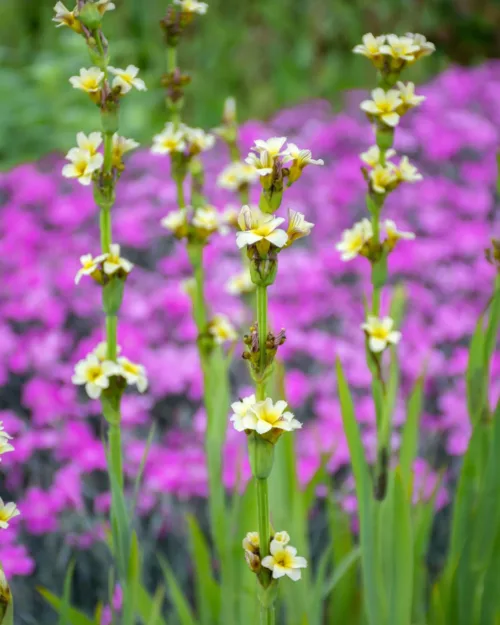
[175, 177, 186, 208]
[260, 605, 275, 625]
[256, 285, 268, 400]
[103, 131, 114, 175]
[166, 45, 180, 126]
[187, 242, 209, 336]
[100, 206, 112, 253]
[108, 421, 124, 490]
[106, 315, 118, 360]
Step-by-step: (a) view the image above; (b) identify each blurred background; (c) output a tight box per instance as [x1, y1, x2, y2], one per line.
[1, 0, 500, 168]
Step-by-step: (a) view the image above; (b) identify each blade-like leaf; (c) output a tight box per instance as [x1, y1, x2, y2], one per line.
[322, 548, 361, 598]
[466, 318, 486, 425]
[158, 556, 197, 625]
[38, 588, 96, 625]
[136, 585, 168, 625]
[400, 375, 424, 490]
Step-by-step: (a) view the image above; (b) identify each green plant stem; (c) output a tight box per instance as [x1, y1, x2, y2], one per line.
[166, 46, 180, 126]
[108, 421, 124, 490]
[256, 284, 268, 400]
[260, 605, 275, 625]
[103, 132, 114, 176]
[175, 177, 186, 208]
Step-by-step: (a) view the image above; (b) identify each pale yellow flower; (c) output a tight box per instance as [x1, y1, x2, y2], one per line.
[245, 151, 274, 177]
[383, 219, 415, 243]
[225, 270, 255, 296]
[242, 531, 260, 553]
[72, 353, 118, 399]
[151, 123, 186, 155]
[244, 398, 302, 435]
[379, 34, 420, 62]
[161, 209, 188, 236]
[112, 134, 139, 167]
[62, 148, 103, 186]
[397, 82, 426, 110]
[184, 127, 215, 154]
[192, 206, 222, 234]
[75, 131, 102, 156]
[286, 209, 314, 245]
[95, 0, 116, 14]
[0, 500, 20, 529]
[93, 341, 122, 361]
[102, 243, 134, 276]
[209, 314, 238, 345]
[360, 88, 402, 127]
[74, 253, 107, 284]
[252, 137, 287, 159]
[261, 539, 307, 581]
[272, 531, 291, 546]
[392, 156, 422, 184]
[52, 1, 82, 32]
[109, 65, 147, 94]
[230, 394, 257, 432]
[405, 33, 436, 60]
[217, 162, 260, 191]
[284, 143, 324, 183]
[361, 315, 402, 353]
[69, 67, 104, 93]
[360, 146, 395, 168]
[117, 357, 148, 392]
[236, 205, 288, 249]
[335, 219, 373, 261]
[369, 163, 398, 194]
[353, 33, 386, 61]
[0, 439, 14, 459]
[173, 0, 208, 14]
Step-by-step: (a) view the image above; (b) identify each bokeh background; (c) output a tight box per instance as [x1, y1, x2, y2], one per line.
[2, 0, 500, 168]
[2, 1, 500, 623]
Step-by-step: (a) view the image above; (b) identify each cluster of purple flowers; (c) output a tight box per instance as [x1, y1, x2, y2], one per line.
[1, 62, 499, 578]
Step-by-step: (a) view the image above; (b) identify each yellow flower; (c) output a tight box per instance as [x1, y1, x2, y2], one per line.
[192, 206, 223, 235]
[252, 137, 287, 160]
[217, 162, 260, 191]
[404, 33, 436, 60]
[392, 156, 422, 183]
[0, 500, 20, 529]
[93, 341, 122, 361]
[236, 205, 288, 250]
[75, 131, 102, 156]
[397, 82, 426, 111]
[52, 1, 82, 32]
[360, 145, 395, 168]
[353, 33, 386, 64]
[151, 123, 186, 155]
[272, 531, 291, 546]
[184, 127, 215, 154]
[360, 88, 402, 127]
[173, 0, 208, 14]
[209, 314, 238, 345]
[117, 357, 148, 392]
[72, 353, 118, 399]
[69, 67, 104, 93]
[284, 143, 324, 183]
[62, 148, 103, 186]
[361, 315, 402, 353]
[335, 218, 373, 261]
[244, 151, 274, 177]
[286, 209, 314, 246]
[0, 438, 14, 459]
[108, 65, 147, 94]
[225, 270, 255, 296]
[242, 531, 260, 553]
[383, 219, 415, 245]
[230, 394, 257, 432]
[74, 253, 107, 284]
[112, 134, 139, 167]
[379, 34, 420, 63]
[244, 398, 302, 435]
[161, 208, 189, 237]
[369, 163, 398, 194]
[102, 243, 134, 276]
[261, 539, 307, 581]
[95, 0, 116, 14]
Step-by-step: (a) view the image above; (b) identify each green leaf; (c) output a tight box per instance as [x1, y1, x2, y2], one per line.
[400, 374, 424, 490]
[480, 529, 500, 625]
[38, 588, 96, 625]
[136, 585, 168, 625]
[378, 470, 413, 625]
[322, 547, 361, 599]
[107, 445, 132, 583]
[389, 284, 406, 329]
[158, 556, 197, 625]
[187, 514, 221, 625]
[336, 358, 381, 625]
[485, 287, 500, 367]
[466, 318, 487, 425]
[131, 423, 156, 516]
[60, 560, 76, 625]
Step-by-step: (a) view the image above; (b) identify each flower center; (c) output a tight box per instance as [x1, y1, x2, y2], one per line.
[274, 551, 293, 568]
[75, 160, 88, 176]
[82, 259, 95, 270]
[123, 362, 139, 375]
[82, 78, 99, 91]
[86, 365, 103, 382]
[371, 327, 389, 340]
[348, 234, 363, 251]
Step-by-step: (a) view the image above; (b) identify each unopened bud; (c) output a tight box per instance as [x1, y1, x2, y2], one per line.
[78, 3, 102, 29]
[244, 549, 261, 573]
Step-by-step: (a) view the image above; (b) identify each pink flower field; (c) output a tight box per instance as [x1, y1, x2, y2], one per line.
[1, 61, 499, 599]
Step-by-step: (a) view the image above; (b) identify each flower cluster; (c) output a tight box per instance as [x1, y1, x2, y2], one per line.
[336, 217, 414, 261]
[217, 161, 260, 192]
[0, 422, 20, 530]
[360, 82, 426, 129]
[242, 530, 307, 581]
[62, 132, 138, 186]
[231, 396, 301, 441]
[152, 123, 215, 157]
[72, 343, 148, 399]
[161, 204, 228, 242]
[353, 33, 435, 71]
[74, 244, 133, 285]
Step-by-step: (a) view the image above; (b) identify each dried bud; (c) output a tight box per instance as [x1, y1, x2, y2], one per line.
[486, 238, 500, 271]
[244, 549, 261, 573]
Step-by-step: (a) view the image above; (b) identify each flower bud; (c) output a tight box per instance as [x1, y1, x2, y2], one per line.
[244, 549, 261, 573]
[376, 126, 395, 152]
[78, 3, 102, 30]
[250, 257, 278, 287]
[101, 106, 120, 134]
[0, 570, 11, 622]
[248, 433, 275, 479]
[102, 279, 125, 316]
